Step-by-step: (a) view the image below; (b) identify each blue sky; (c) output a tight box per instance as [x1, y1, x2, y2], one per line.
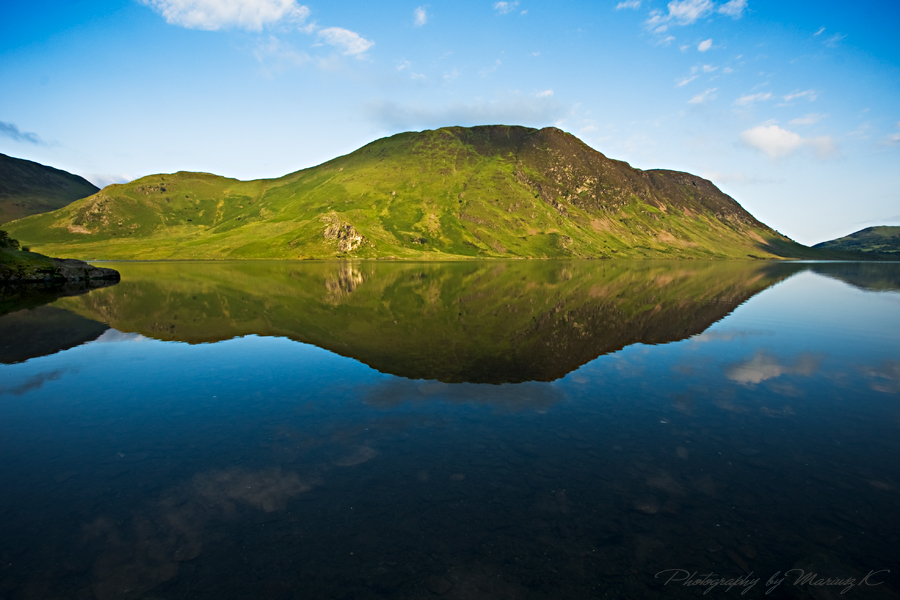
[1, 0, 898, 244]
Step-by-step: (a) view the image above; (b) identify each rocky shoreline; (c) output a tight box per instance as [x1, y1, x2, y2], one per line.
[0, 252, 120, 285]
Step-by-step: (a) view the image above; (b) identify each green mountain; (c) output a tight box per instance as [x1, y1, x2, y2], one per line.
[53, 260, 800, 383]
[813, 226, 900, 256]
[0, 153, 99, 224]
[6, 125, 808, 260]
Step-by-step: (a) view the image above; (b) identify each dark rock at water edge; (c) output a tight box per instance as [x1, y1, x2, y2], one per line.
[0, 253, 120, 285]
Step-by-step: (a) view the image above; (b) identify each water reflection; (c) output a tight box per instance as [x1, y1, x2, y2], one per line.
[50, 260, 805, 382]
[0, 261, 898, 600]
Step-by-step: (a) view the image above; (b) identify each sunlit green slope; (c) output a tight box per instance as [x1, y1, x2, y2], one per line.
[7, 126, 803, 260]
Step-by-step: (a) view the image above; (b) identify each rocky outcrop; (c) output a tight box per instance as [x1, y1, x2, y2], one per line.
[0, 253, 120, 285]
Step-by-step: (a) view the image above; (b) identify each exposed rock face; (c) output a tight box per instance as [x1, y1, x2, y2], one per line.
[322, 214, 366, 253]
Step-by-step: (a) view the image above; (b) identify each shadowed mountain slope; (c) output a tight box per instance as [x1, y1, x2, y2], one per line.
[6, 126, 810, 260]
[0, 153, 99, 224]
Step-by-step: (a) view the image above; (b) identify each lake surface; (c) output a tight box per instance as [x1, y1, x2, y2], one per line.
[0, 260, 898, 600]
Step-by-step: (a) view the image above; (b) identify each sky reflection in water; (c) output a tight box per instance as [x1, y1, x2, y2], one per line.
[0, 261, 898, 600]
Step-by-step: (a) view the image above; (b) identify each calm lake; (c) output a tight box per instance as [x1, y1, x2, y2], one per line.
[0, 260, 898, 600]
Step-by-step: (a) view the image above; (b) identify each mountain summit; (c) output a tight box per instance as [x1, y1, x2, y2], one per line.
[6, 125, 802, 259]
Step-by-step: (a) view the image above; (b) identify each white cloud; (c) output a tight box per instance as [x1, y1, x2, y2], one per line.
[783, 89, 817, 102]
[702, 64, 717, 72]
[443, 68, 460, 80]
[657, 35, 676, 46]
[688, 88, 717, 104]
[317, 27, 374, 56]
[615, 0, 641, 9]
[789, 113, 827, 126]
[698, 38, 712, 52]
[722, 66, 734, 73]
[535, 89, 554, 98]
[364, 95, 570, 131]
[493, 1, 519, 14]
[741, 124, 836, 159]
[717, 0, 747, 17]
[677, 75, 698, 87]
[141, 0, 310, 31]
[813, 26, 825, 36]
[413, 6, 427, 26]
[734, 92, 771, 106]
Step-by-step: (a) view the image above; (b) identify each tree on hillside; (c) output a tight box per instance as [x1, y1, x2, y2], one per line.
[0, 230, 21, 250]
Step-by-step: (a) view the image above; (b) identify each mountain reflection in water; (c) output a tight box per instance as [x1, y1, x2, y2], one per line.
[0, 260, 898, 600]
[43, 259, 805, 382]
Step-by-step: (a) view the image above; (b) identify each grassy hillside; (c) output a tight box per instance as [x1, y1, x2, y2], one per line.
[55, 260, 801, 382]
[813, 225, 900, 256]
[7, 125, 808, 260]
[0, 153, 99, 224]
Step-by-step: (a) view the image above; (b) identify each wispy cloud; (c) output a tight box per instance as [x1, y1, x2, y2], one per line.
[645, 0, 746, 33]
[413, 6, 427, 27]
[783, 89, 817, 102]
[254, 35, 310, 71]
[493, 1, 519, 14]
[83, 173, 135, 188]
[363, 95, 570, 131]
[788, 113, 827, 126]
[813, 26, 825, 36]
[677, 75, 698, 87]
[702, 64, 717, 72]
[740, 124, 836, 159]
[615, 0, 641, 9]
[688, 88, 717, 104]
[479, 58, 502, 77]
[140, 0, 310, 31]
[734, 92, 771, 106]
[824, 33, 846, 48]
[0, 120, 45, 145]
[717, 0, 747, 17]
[882, 122, 900, 147]
[535, 89, 553, 98]
[317, 27, 374, 56]
[698, 38, 712, 52]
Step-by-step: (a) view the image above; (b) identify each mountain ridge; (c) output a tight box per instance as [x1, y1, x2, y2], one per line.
[813, 225, 900, 255]
[5, 125, 818, 260]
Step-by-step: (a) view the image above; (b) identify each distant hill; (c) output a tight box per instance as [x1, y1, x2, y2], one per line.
[6, 125, 811, 260]
[813, 226, 900, 256]
[0, 153, 99, 224]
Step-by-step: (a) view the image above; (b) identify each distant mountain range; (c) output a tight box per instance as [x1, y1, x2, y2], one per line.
[1, 126, 888, 260]
[0, 153, 98, 224]
[814, 226, 900, 256]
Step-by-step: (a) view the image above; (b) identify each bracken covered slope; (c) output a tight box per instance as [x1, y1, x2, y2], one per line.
[0, 153, 99, 224]
[6, 126, 805, 259]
